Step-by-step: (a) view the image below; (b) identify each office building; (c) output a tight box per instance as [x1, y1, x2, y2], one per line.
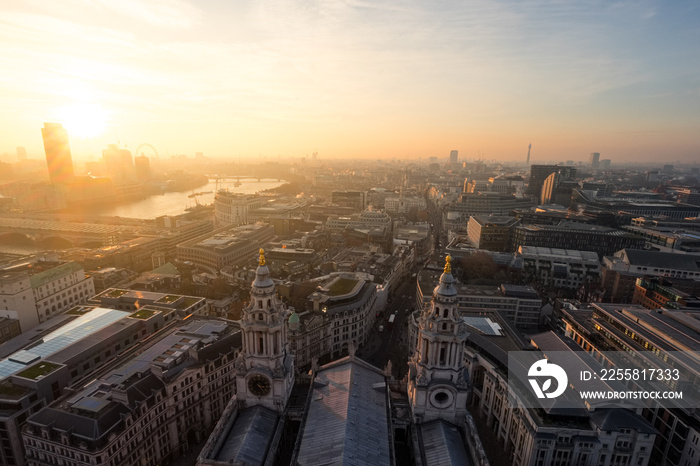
[213, 192, 264, 227]
[518, 246, 601, 289]
[511, 222, 645, 257]
[22, 318, 240, 466]
[134, 155, 150, 180]
[561, 303, 700, 465]
[445, 192, 533, 229]
[540, 171, 578, 205]
[527, 165, 576, 198]
[288, 272, 378, 367]
[467, 215, 519, 251]
[0, 260, 94, 333]
[416, 268, 542, 329]
[450, 149, 459, 164]
[41, 123, 74, 184]
[0, 305, 181, 466]
[176, 223, 274, 271]
[589, 152, 600, 168]
[331, 191, 366, 210]
[385, 194, 427, 215]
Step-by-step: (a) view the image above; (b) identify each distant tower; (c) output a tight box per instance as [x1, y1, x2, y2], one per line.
[589, 152, 600, 169]
[235, 249, 295, 413]
[449, 150, 458, 165]
[16, 146, 27, 161]
[407, 255, 470, 426]
[41, 123, 75, 184]
[526, 143, 532, 165]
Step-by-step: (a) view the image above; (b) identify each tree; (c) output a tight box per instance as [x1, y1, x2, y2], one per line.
[461, 252, 498, 282]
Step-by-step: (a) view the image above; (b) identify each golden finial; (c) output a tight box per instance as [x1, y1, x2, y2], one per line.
[259, 248, 265, 266]
[444, 254, 452, 274]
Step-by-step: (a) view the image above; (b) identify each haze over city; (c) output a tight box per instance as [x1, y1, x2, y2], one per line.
[1, 0, 699, 163]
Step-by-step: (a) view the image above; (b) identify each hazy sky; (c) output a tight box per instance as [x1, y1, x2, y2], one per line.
[1, 0, 699, 163]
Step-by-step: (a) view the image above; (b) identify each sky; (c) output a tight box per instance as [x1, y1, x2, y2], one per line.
[1, 0, 699, 163]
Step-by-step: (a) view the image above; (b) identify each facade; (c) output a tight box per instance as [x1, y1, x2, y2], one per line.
[213, 192, 264, 227]
[395, 223, 432, 261]
[445, 193, 533, 232]
[561, 303, 700, 465]
[385, 195, 427, 215]
[41, 123, 74, 184]
[233, 250, 295, 412]
[22, 319, 240, 466]
[0, 260, 94, 332]
[511, 222, 645, 257]
[416, 269, 542, 330]
[289, 273, 378, 367]
[527, 165, 576, 197]
[0, 305, 179, 466]
[331, 190, 366, 210]
[589, 152, 600, 168]
[325, 209, 392, 230]
[632, 276, 699, 310]
[519, 246, 601, 289]
[540, 171, 578, 205]
[176, 223, 274, 271]
[467, 215, 518, 251]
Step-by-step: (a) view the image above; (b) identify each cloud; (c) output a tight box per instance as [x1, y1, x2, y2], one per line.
[91, 0, 201, 28]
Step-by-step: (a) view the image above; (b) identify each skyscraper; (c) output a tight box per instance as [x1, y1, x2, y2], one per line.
[589, 152, 600, 169]
[449, 150, 458, 164]
[41, 123, 74, 184]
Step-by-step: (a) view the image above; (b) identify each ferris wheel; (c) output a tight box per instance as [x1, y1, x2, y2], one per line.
[135, 143, 159, 159]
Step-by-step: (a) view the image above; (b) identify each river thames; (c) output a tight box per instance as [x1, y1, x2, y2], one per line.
[0, 178, 286, 255]
[87, 177, 286, 219]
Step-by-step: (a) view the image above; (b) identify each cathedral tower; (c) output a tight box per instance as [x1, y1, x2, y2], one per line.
[407, 255, 470, 425]
[235, 249, 294, 412]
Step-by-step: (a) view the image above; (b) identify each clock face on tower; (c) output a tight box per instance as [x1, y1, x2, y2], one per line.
[248, 374, 271, 397]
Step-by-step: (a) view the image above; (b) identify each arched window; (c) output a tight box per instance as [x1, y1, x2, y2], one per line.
[443, 308, 448, 318]
[435, 306, 440, 316]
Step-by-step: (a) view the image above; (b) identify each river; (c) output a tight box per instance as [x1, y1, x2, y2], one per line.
[86, 177, 286, 219]
[0, 178, 287, 255]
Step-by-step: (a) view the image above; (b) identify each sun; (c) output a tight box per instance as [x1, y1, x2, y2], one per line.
[58, 102, 108, 138]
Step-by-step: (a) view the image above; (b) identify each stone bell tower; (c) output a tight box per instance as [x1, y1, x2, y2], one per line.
[235, 249, 294, 412]
[407, 255, 470, 425]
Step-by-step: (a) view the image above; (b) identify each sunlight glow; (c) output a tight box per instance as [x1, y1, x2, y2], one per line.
[58, 102, 108, 138]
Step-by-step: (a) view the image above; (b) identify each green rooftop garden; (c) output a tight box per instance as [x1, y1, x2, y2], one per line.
[17, 362, 61, 380]
[156, 294, 180, 304]
[103, 289, 128, 298]
[129, 309, 158, 320]
[328, 278, 358, 296]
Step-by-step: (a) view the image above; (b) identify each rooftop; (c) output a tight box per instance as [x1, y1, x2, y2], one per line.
[0, 307, 130, 380]
[296, 358, 391, 466]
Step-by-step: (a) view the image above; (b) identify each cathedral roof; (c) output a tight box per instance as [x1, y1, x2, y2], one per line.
[296, 359, 391, 466]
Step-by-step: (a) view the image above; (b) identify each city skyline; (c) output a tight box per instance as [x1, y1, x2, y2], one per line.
[1, 0, 699, 163]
